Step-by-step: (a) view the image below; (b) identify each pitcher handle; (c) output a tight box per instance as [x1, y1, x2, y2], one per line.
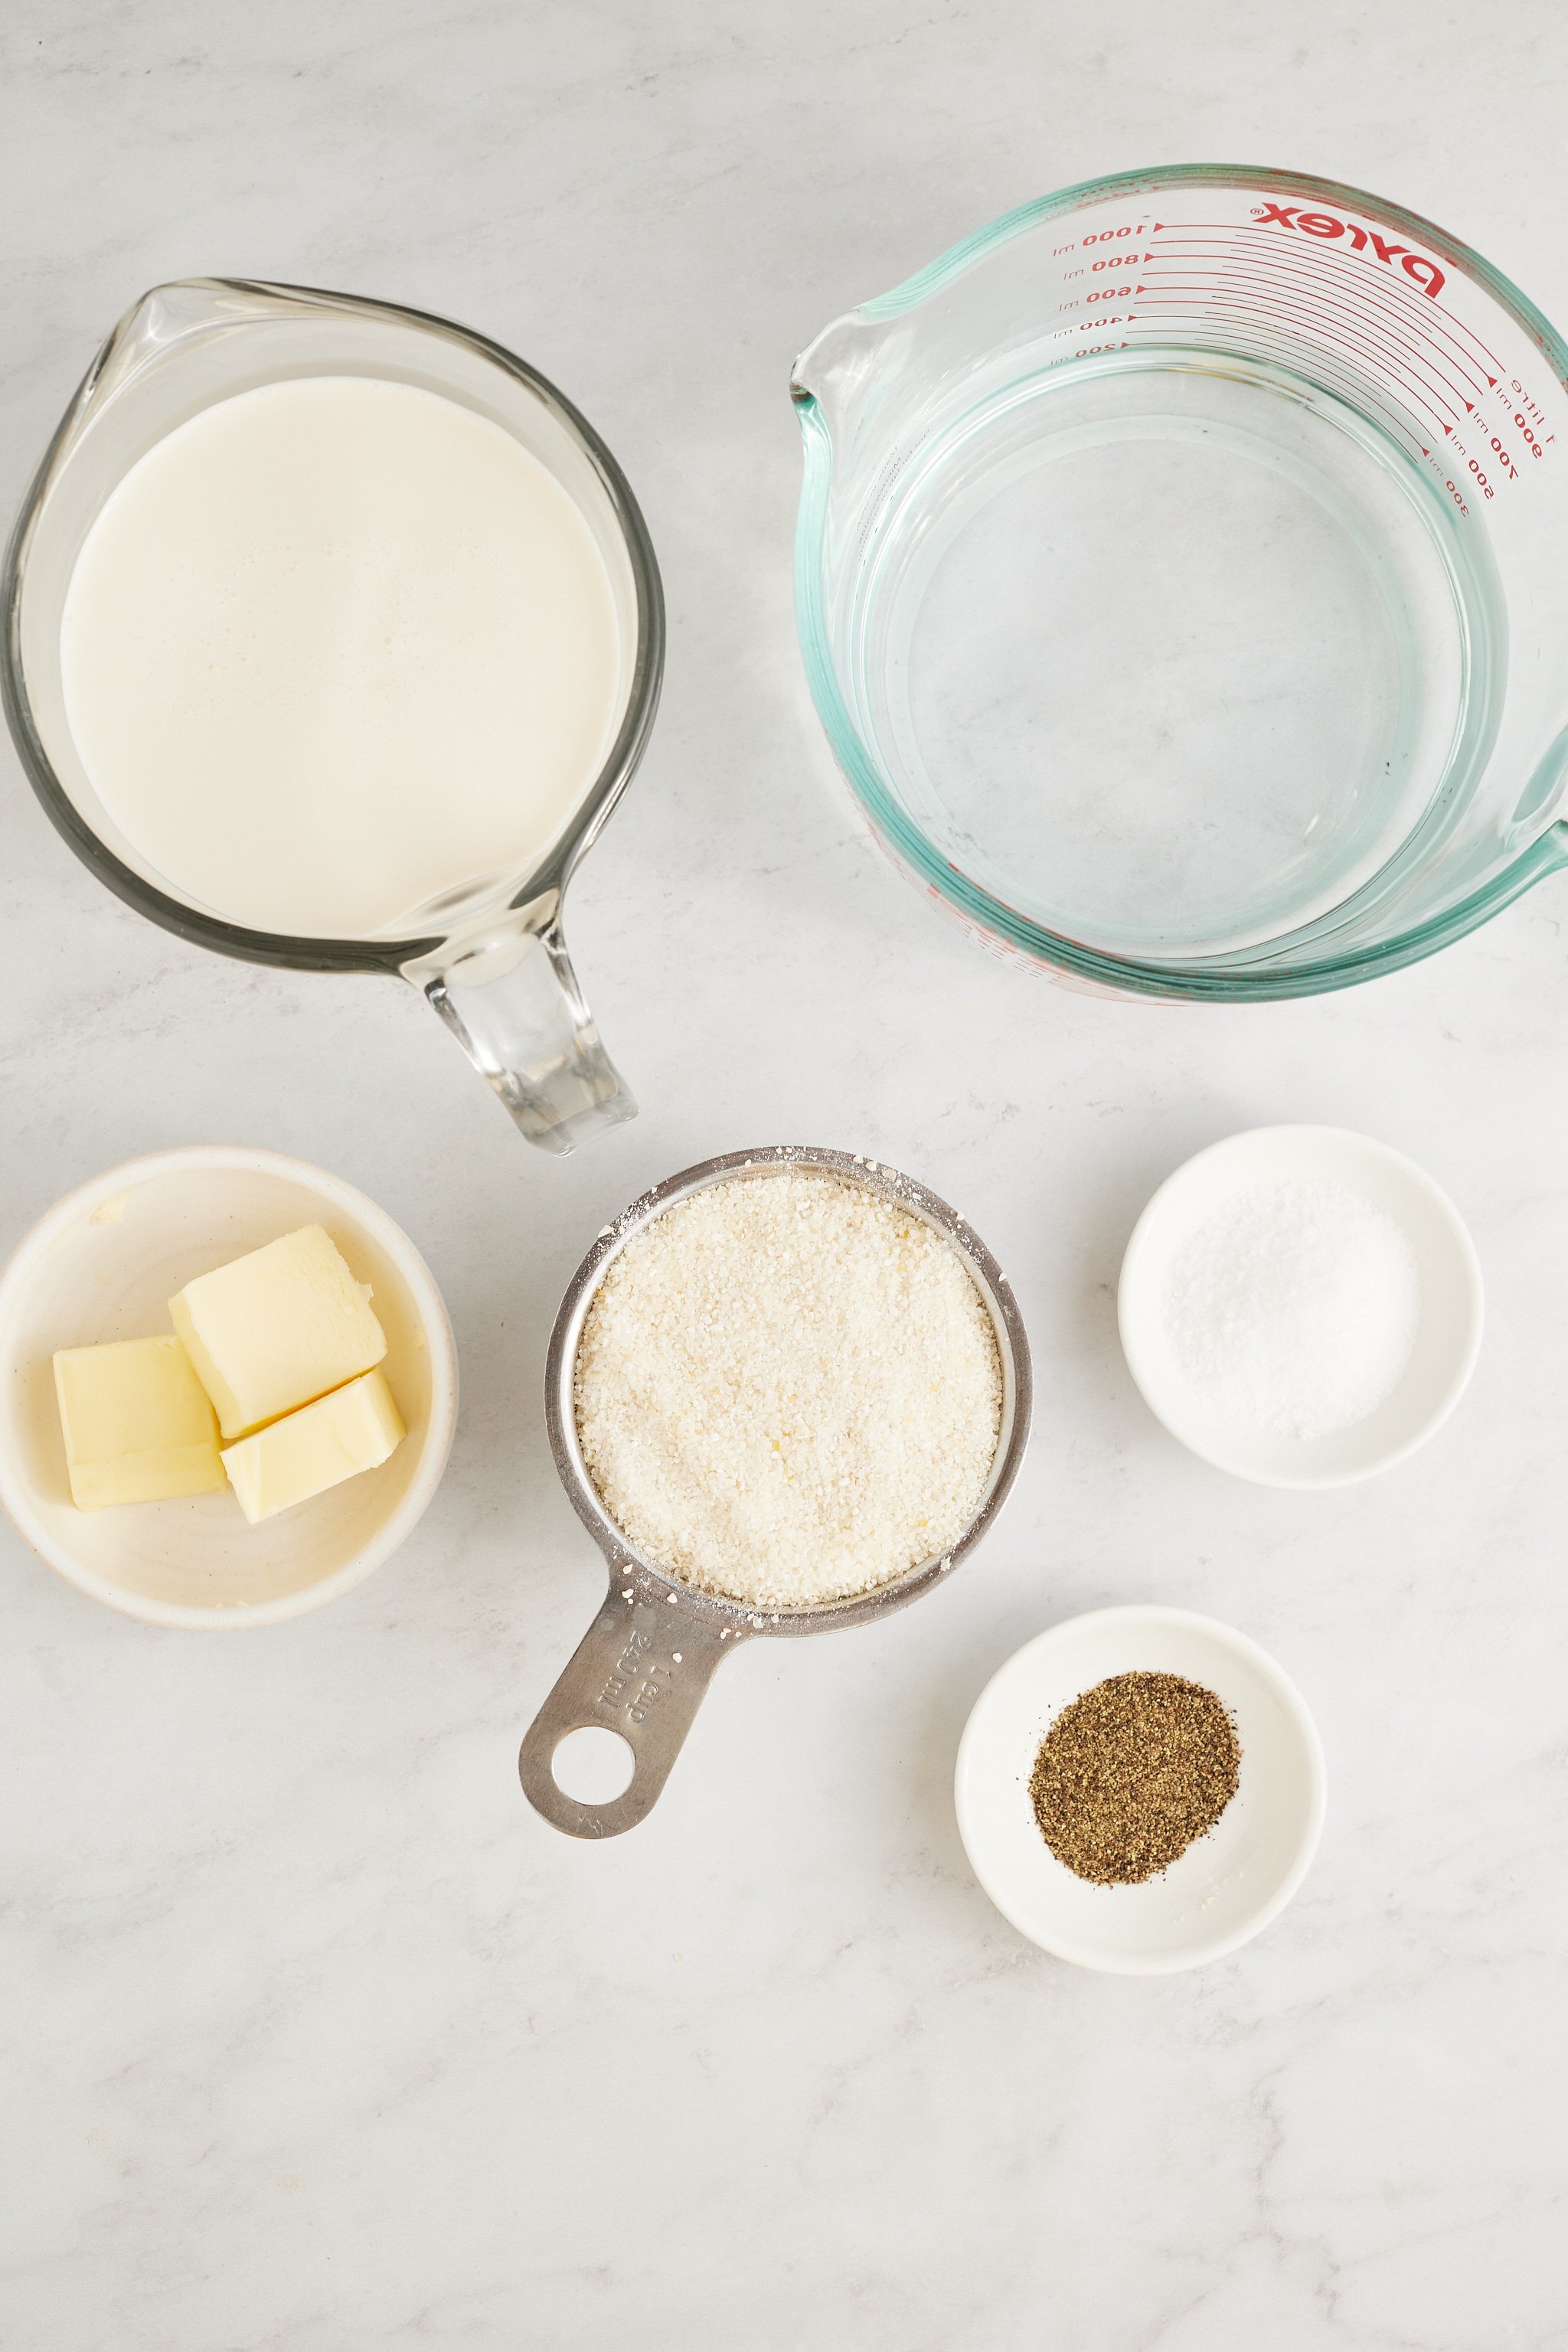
[405, 900, 635, 1156]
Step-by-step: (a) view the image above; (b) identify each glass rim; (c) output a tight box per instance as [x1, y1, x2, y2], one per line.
[0, 276, 666, 976]
[851, 161, 1568, 391]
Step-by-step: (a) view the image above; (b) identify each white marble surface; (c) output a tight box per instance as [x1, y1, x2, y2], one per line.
[4, 4, 1568, 2344]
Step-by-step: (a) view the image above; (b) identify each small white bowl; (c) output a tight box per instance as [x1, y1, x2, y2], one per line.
[955, 1606, 1326, 1974]
[1118, 1125, 1483, 1488]
[0, 1147, 457, 1628]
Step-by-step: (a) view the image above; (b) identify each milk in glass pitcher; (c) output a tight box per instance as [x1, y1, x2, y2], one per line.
[2, 279, 663, 1151]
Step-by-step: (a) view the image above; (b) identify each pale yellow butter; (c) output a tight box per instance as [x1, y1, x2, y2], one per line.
[53, 1334, 224, 1511]
[220, 1367, 406, 1523]
[170, 1224, 386, 1440]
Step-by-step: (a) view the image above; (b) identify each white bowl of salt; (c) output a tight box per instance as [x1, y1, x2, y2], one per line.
[1118, 1125, 1482, 1488]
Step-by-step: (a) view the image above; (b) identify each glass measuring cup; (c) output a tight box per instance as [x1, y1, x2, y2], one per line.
[793, 165, 1568, 998]
[2, 279, 663, 1152]
[518, 1145, 1032, 1837]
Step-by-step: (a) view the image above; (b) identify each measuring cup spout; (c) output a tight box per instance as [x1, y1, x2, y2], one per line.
[791, 310, 909, 430]
[406, 899, 635, 1155]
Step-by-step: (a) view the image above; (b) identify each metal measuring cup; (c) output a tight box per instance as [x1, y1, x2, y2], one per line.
[519, 1145, 1033, 1837]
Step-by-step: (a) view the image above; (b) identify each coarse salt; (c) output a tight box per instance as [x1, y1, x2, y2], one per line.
[573, 1171, 1002, 1609]
[1163, 1177, 1422, 1440]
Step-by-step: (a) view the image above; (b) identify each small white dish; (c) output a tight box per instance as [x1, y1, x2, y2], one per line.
[955, 1606, 1326, 1974]
[0, 1147, 457, 1628]
[1118, 1124, 1483, 1488]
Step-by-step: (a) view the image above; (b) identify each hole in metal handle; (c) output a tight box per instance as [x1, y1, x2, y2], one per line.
[519, 1586, 740, 1838]
[550, 1725, 635, 1804]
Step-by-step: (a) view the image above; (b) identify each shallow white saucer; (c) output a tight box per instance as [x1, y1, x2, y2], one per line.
[0, 1147, 457, 1628]
[955, 1606, 1326, 1975]
[1118, 1125, 1483, 1488]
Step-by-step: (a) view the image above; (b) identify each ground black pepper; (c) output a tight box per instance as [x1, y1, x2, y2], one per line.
[1028, 1671, 1240, 1885]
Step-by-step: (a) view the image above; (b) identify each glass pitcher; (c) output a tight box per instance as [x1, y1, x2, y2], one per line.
[793, 166, 1568, 999]
[2, 279, 663, 1151]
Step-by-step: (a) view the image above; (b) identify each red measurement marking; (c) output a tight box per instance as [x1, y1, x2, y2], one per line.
[1135, 278, 1461, 413]
[1138, 266, 1481, 413]
[1200, 291, 1466, 427]
[1132, 291, 1461, 431]
[1194, 338, 1428, 455]
[1141, 248, 1494, 400]
[1117, 315, 1429, 458]
[1114, 298, 1424, 434]
[1144, 241, 1498, 396]
[1147, 219, 1508, 379]
[1126, 309, 1442, 460]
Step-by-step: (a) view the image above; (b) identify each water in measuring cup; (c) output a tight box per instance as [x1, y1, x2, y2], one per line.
[868, 354, 1479, 959]
[60, 377, 623, 939]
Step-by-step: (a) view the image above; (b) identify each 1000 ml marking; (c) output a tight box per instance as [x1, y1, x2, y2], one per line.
[1054, 221, 1148, 256]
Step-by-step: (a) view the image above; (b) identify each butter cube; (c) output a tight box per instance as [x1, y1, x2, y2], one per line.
[220, 1367, 406, 1523]
[170, 1225, 386, 1440]
[53, 1335, 224, 1511]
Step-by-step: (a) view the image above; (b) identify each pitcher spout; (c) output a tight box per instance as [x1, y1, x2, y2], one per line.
[790, 309, 915, 439]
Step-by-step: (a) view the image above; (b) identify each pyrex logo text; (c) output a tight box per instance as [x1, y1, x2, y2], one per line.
[1254, 202, 1446, 297]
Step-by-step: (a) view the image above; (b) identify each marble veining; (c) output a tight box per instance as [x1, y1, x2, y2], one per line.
[2, 2, 1567, 2344]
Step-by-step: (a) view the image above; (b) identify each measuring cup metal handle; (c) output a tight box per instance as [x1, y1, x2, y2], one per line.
[408, 900, 635, 1158]
[519, 1583, 750, 1837]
